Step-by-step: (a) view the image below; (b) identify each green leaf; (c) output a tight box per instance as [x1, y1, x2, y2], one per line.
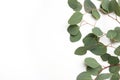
[108, 0, 114, 13]
[68, 0, 82, 11]
[75, 47, 87, 55]
[77, 72, 92, 80]
[108, 56, 119, 65]
[70, 31, 81, 42]
[101, 53, 111, 61]
[113, 27, 120, 42]
[114, 46, 120, 56]
[84, 0, 96, 13]
[109, 66, 120, 73]
[107, 30, 117, 39]
[96, 73, 112, 80]
[90, 42, 107, 55]
[68, 12, 83, 25]
[85, 57, 100, 68]
[87, 66, 102, 75]
[92, 27, 103, 36]
[101, 0, 110, 13]
[91, 9, 100, 20]
[83, 33, 99, 47]
[118, 0, 120, 6]
[110, 73, 120, 80]
[67, 25, 79, 35]
[111, 0, 120, 16]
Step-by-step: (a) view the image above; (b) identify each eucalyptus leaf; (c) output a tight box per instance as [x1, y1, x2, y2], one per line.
[84, 0, 96, 13]
[108, 56, 119, 65]
[90, 42, 107, 56]
[96, 73, 112, 80]
[68, 0, 82, 11]
[87, 66, 102, 75]
[111, 0, 120, 16]
[77, 72, 92, 80]
[67, 25, 79, 35]
[110, 73, 120, 80]
[101, 0, 110, 13]
[101, 53, 111, 61]
[68, 12, 83, 25]
[70, 31, 81, 42]
[114, 46, 120, 56]
[91, 9, 100, 20]
[85, 57, 100, 68]
[92, 27, 103, 36]
[75, 47, 87, 55]
[107, 30, 117, 39]
[109, 66, 120, 73]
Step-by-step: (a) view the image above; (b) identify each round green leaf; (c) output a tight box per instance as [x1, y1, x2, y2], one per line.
[67, 25, 79, 35]
[111, 0, 120, 16]
[109, 66, 120, 73]
[108, 56, 119, 65]
[75, 47, 87, 55]
[84, 0, 96, 13]
[101, 53, 111, 61]
[83, 33, 99, 47]
[114, 46, 120, 56]
[107, 30, 117, 39]
[68, 12, 83, 25]
[77, 72, 92, 80]
[113, 27, 120, 42]
[85, 57, 100, 68]
[68, 0, 82, 11]
[90, 42, 107, 56]
[101, 0, 110, 12]
[91, 9, 100, 20]
[70, 31, 81, 42]
[92, 27, 103, 36]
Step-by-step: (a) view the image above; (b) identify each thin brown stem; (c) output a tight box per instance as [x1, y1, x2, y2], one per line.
[108, 15, 120, 24]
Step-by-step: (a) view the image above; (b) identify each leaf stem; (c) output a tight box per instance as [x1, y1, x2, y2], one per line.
[108, 15, 120, 24]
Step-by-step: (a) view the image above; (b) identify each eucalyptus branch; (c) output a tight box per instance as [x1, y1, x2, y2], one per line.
[67, 0, 120, 80]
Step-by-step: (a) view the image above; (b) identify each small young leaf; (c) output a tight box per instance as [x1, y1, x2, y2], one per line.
[77, 72, 92, 80]
[67, 25, 79, 35]
[107, 30, 117, 39]
[114, 46, 120, 56]
[108, 56, 119, 65]
[84, 0, 96, 13]
[68, 12, 83, 25]
[75, 47, 87, 55]
[70, 31, 81, 42]
[101, 53, 111, 61]
[68, 0, 82, 11]
[109, 66, 120, 73]
[92, 27, 103, 36]
[91, 9, 100, 20]
[85, 57, 100, 68]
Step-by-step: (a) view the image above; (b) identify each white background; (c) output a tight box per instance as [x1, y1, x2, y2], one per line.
[0, 0, 119, 80]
